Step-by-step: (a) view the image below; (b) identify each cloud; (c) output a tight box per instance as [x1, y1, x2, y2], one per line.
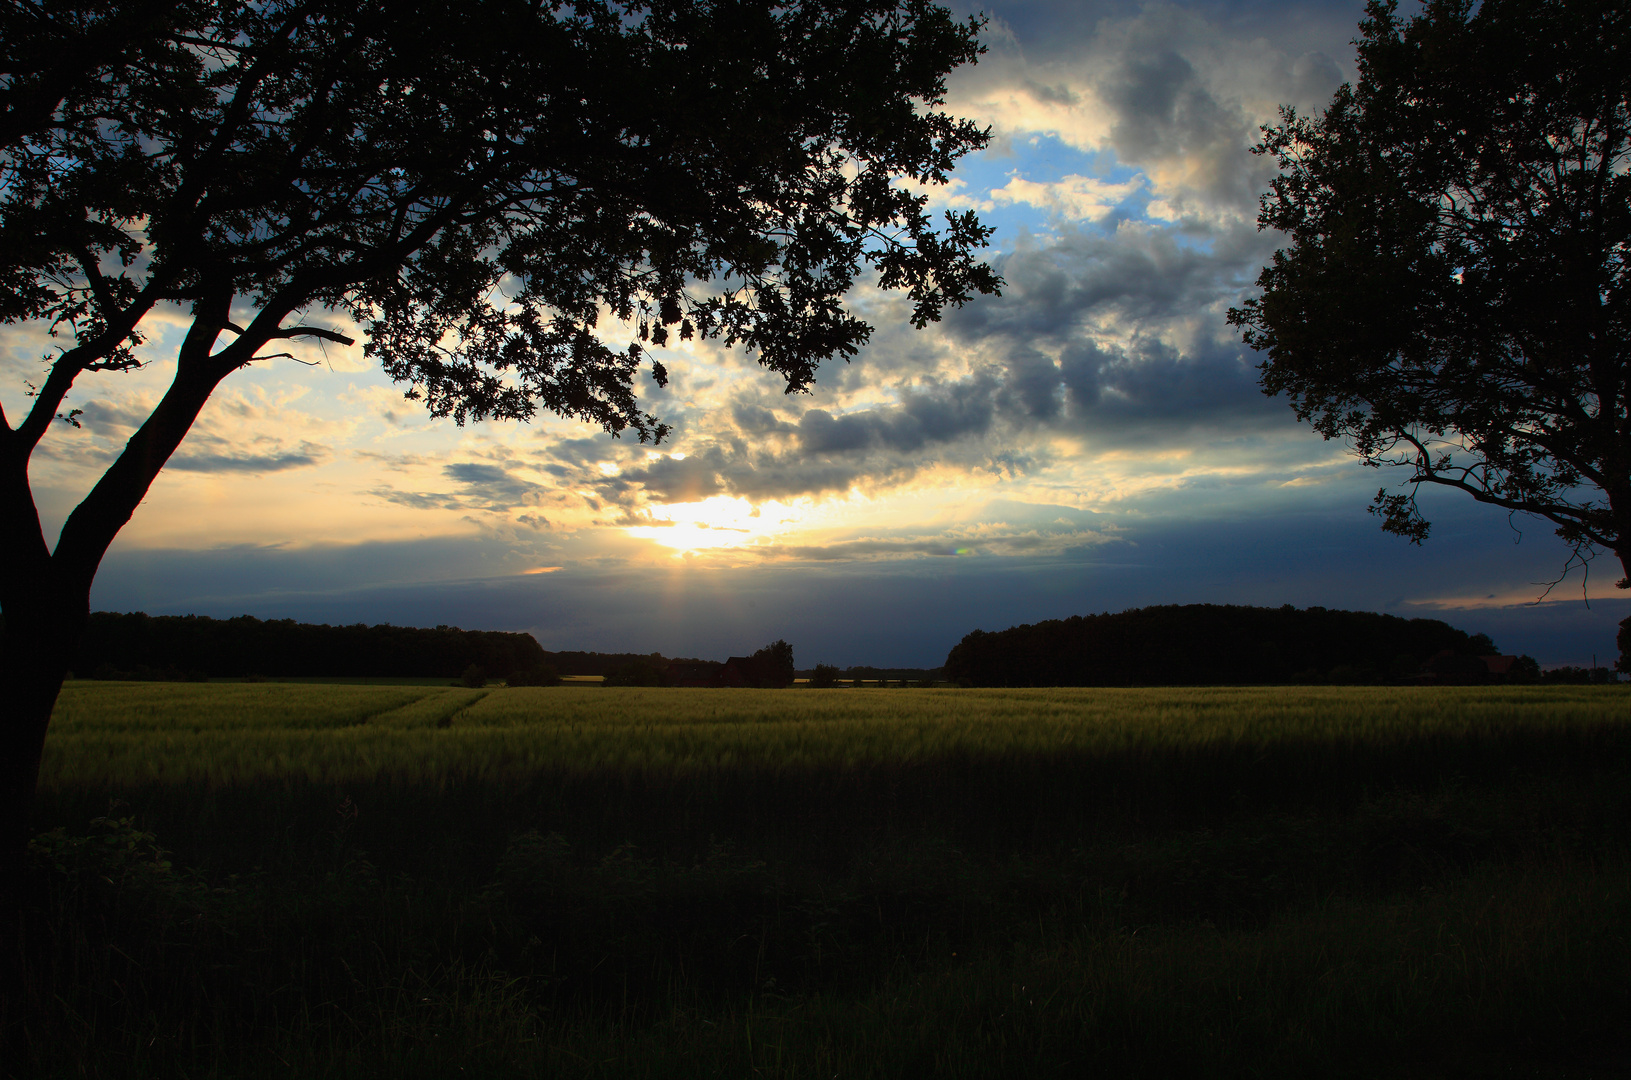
[991, 173, 1143, 222]
[949, 1, 1357, 223]
[749, 522, 1116, 563]
[369, 461, 553, 515]
[169, 440, 330, 474]
[476, 2, 1348, 518]
[796, 383, 997, 456]
[74, 399, 152, 435]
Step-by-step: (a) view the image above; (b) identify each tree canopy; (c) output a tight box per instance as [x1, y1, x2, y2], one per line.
[0, 0, 1000, 871]
[943, 604, 1507, 688]
[1227, 0, 1630, 630]
[750, 638, 796, 687]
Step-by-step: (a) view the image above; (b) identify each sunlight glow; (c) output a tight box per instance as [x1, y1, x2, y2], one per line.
[624, 496, 801, 553]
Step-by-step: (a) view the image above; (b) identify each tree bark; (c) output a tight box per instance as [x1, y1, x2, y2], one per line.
[1617, 546, 1631, 676]
[0, 305, 238, 894]
[0, 586, 85, 900]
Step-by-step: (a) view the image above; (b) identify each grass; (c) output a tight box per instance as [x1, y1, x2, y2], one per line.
[8, 683, 1630, 1078]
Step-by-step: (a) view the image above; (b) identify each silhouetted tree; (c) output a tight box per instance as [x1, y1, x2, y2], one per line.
[944, 604, 1492, 687]
[1228, 0, 1630, 666]
[809, 663, 841, 688]
[602, 659, 669, 687]
[0, 0, 999, 871]
[751, 640, 796, 688]
[67, 611, 548, 678]
[508, 663, 562, 688]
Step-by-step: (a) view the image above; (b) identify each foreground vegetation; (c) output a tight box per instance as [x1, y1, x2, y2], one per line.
[8, 683, 1631, 1077]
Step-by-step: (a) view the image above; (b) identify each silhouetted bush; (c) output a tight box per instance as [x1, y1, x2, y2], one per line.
[602, 660, 669, 687]
[808, 664, 840, 688]
[1541, 665, 1622, 685]
[750, 640, 796, 688]
[508, 663, 562, 687]
[460, 664, 488, 689]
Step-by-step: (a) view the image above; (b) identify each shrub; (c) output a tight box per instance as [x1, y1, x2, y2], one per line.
[508, 663, 562, 687]
[749, 640, 796, 688]
[461, 664, 488, 689]
[809, 664, 840, 688]
[602, 660, 668, 687]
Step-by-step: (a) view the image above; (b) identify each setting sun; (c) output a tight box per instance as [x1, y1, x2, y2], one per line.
[623, 496, 800, 553]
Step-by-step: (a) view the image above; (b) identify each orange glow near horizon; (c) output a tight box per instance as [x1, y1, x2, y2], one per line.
[624, 496, 803, 554]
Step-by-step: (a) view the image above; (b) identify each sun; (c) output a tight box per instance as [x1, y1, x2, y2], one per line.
[624, 496, 798, 554]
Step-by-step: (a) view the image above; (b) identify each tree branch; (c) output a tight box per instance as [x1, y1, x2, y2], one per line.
[15, 282, 164, 454]
[265, 325, 356, 346]
[51, 290, 235, 587]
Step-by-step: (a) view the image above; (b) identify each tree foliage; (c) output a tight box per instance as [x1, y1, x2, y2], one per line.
[943, 604, 1499, 688]
[0, 0, 999, 871]
[1228, 0, 1630, 590]
[1, 0, 998, 589]
[68, 610, 549, 679]
[749, 638, 795, 687]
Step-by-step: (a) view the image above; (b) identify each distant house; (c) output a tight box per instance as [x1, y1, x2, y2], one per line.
[715, 656, 791, 688]
[1481, 655, 1520, 678]
[666, 659, 722, 687]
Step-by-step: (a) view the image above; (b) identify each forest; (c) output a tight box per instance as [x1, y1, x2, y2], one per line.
[66, 612, 549, 681]
[943, 604, 1524, 687]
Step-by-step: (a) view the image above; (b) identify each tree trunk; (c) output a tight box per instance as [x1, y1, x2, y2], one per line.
[1617, 546, 1631, 676]
[0, 588, 84, 899]
[1, 307, 237, 893]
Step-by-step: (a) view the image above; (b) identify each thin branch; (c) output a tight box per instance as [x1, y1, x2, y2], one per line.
[16, 280, 166, 452]
[74, 250, 119, 314]
[265, 325, 356, 346]
[1530, 540, 1595, 606]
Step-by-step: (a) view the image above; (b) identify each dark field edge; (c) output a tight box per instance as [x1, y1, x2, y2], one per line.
[33, 718, 1631, 876]
[9, 720, 1631, 1078]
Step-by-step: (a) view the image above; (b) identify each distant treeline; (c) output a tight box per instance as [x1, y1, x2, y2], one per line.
[798, 665, 945, 683]
[536, 651, 709, 678]
[69, 612, 549, 680]
[943, 604, 1502, 687]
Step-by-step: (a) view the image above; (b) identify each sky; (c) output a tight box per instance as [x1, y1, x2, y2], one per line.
[11, 0, 1629, 670]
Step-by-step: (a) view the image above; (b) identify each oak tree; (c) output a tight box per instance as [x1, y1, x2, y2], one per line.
[0, 0, 1000, 868]
[1228, 0, 1630, 666]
